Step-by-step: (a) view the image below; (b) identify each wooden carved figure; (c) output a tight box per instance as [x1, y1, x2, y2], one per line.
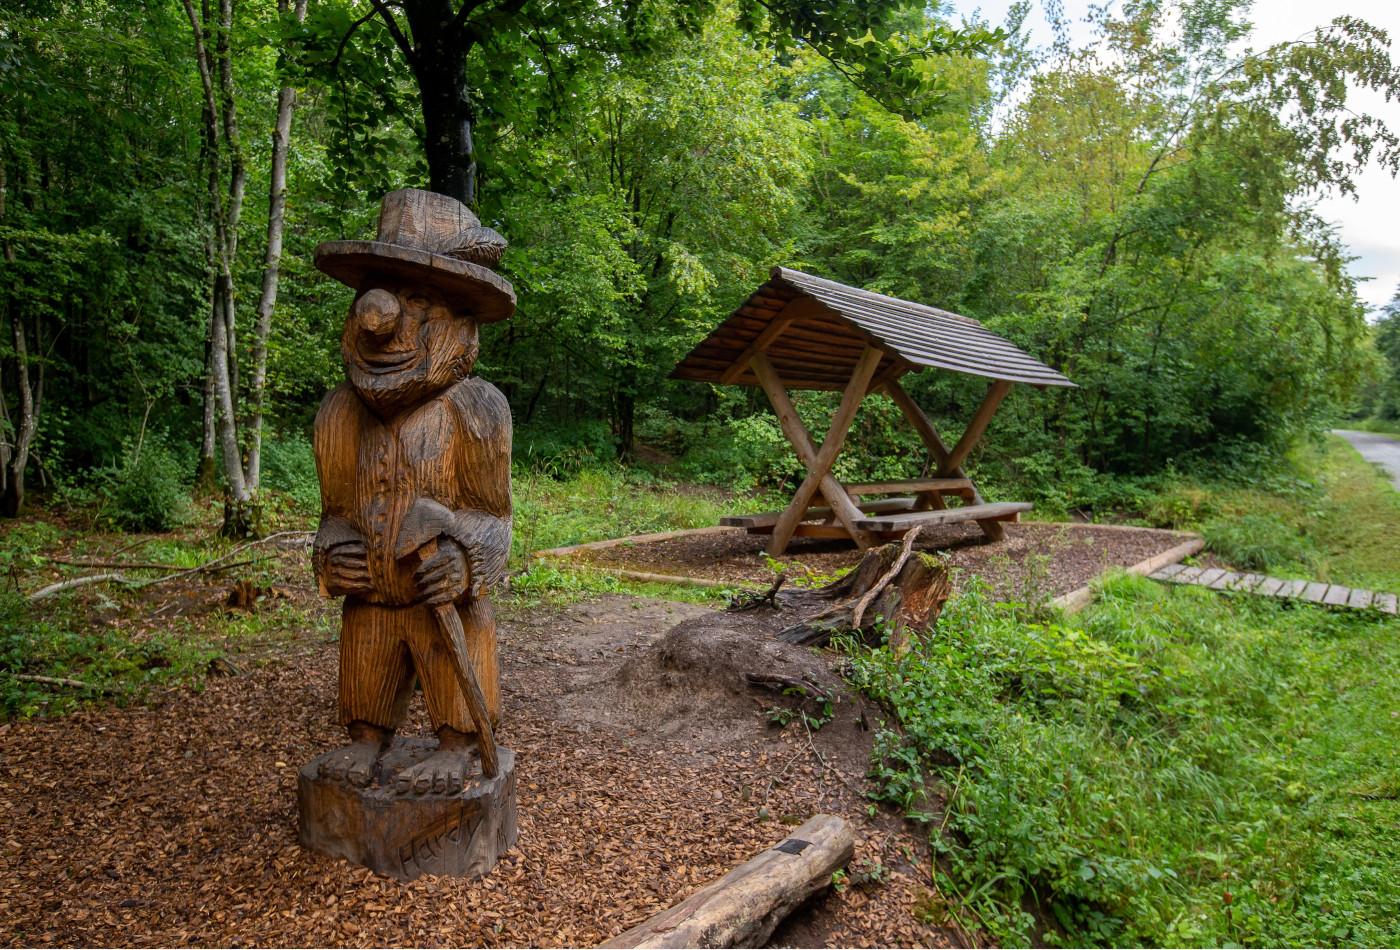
[298, 189, 518, 880]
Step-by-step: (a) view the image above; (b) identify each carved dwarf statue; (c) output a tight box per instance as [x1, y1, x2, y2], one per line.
[310, 189, 514, 796]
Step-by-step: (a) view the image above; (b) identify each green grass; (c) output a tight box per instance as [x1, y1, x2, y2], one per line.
[1339, 417, 1400, 437]
[0, 588, 221, 718]
[846, 433, 1400, 945]
[504, 559, 735, 609]
[511, 464, 748, 566]
[1145, 435, 1400, 590]
[849, 575, 1400, 946]
[1, 464, 743, 717]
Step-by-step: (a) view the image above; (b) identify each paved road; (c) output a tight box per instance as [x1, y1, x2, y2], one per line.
[1334, 429, 1400, 491]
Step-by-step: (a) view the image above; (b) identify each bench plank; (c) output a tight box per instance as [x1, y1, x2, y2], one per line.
[843, 478, 972, 496]
[721, 497, 917, 529]
[852, 501, 1032, 532]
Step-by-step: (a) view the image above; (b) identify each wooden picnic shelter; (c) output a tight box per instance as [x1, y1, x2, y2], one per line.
[672, 267, 1075, 555]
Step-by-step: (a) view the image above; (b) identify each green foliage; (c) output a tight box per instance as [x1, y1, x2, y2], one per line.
[1356, 290, 1400, 421]
[847, 576, 1400, 946]
[259, 431, 322, 513]
[0, 589, 219, 719]
[1202, 513, 1314, 572]
[4, 0, 1397, 516]
[0, 521, 62, 577]
[96, 434, 192, 533]
[510, 464, 733, 566]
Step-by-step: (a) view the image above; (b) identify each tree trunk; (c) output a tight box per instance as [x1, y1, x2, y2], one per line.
[197, 341, 219, 495]
[402, 2, 477, 205]
[615, 388, 635, 461]
[186, 0, 291, 538]
[2, 309, 37, 518]
[245, 0, 309, 493]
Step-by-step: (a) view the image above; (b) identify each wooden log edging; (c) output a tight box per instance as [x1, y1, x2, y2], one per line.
[531, 525, 738, 560]
[600, 814, 855, 949]
[604, 567, 764, 592]
[1050, 534, 1205, 615]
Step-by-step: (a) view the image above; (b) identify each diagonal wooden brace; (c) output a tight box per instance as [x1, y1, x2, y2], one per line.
[943, 380, 1011, 474]
[762, 347, 884, 555]
[751, 351, 881, 554]
[884, 377, 1010, 542]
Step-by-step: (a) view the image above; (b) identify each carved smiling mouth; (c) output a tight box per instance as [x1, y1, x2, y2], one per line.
[358, 348, 421, 372]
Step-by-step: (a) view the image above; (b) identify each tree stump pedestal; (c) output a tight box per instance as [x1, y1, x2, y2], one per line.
[297, 738, 517, 881]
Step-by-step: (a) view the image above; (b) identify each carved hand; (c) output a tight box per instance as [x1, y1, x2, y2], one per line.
[321, 540, 374, 597]
[414, 537, 470, 606]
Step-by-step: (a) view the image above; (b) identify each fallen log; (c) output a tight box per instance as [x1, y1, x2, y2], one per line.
[600, 814, 855, 949]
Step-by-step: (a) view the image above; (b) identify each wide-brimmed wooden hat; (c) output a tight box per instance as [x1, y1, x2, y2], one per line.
[315, 189, 515, 322]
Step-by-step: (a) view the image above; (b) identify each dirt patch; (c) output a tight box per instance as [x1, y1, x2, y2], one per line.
[0, 594, 962, 948]
[579, 522, 1189, 602]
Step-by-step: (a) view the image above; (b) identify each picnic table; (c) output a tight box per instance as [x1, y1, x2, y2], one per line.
[672, 267, 1075, 555]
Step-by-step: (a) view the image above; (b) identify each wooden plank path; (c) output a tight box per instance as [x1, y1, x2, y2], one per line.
[1150, 563, 1399, 614]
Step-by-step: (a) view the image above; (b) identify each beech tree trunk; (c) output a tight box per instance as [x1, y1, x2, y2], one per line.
[186, 0, 308, 536]
[245, 0, 309, 492]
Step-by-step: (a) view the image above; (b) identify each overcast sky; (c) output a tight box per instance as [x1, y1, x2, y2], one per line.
[949, 0, 1400, 314]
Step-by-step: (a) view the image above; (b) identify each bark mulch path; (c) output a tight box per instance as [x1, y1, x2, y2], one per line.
[1, 595, 964, 949]
[579, 522, 1190, 602]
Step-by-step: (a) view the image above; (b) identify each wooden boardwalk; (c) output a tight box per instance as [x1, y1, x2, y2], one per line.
[1150, 563, 1399, 614]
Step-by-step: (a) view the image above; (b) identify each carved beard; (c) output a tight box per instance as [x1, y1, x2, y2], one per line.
[343, 318, 479, 419]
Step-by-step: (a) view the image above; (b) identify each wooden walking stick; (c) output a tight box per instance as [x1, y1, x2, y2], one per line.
[411, 537, 500, 779]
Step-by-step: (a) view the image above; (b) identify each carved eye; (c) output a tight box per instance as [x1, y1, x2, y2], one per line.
[407, 293, 431, 310]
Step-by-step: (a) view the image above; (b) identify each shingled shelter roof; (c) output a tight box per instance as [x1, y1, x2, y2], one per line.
[672, 266, 1074, 391]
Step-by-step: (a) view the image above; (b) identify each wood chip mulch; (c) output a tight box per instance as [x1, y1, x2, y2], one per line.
[579, 522, 1189, 602]
[0, 596, 967, 949]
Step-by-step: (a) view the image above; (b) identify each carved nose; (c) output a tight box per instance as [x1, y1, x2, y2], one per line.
[354, 288, 400, 340]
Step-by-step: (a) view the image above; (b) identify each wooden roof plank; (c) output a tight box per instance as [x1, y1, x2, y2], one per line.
[673, 267, 1073, 391]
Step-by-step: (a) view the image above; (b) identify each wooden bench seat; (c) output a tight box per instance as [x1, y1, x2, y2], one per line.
[841, 477, 972, 496]
[721, 496, 916, 530]
[853, 501, 1032, 532]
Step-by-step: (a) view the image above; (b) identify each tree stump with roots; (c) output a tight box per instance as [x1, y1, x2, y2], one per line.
[734, 527, 952, 651]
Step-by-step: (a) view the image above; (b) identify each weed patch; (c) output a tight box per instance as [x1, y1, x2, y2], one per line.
[0, 589, 219, 718]
[847, 575, 1400, 946]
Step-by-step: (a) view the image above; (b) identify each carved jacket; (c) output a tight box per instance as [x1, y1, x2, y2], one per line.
[312, 376, 512, 607]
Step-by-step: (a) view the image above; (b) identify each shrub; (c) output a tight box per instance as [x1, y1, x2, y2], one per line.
[514, 420, 616, 477]
[260, 431, 321, 512]
[1202, 513, 1313, 571]
[99, 434, 191, 532]
[1143, 484, 1217, 528]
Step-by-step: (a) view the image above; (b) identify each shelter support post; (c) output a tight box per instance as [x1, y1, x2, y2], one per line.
[884, 378, 1010, 542]
[750, 352, 881, 555]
